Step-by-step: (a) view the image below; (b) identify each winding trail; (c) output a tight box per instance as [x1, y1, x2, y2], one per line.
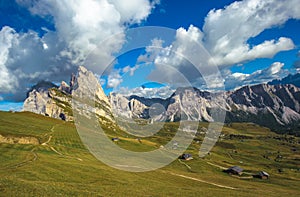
[1, 123, 82, 170]
[0, 124, 59, 170]
[42, 124, 83, 162]
[161, 171, 237, 190]
[177, 159, 192, 170]
[206, 161, 227, 170]
[1, 147, 38, 170]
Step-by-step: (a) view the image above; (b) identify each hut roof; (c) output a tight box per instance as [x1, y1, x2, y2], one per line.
[228, 166, 243, 173]
[259, 171, 270, 177]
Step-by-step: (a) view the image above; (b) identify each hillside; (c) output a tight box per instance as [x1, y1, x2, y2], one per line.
[0, 111, 299, 196]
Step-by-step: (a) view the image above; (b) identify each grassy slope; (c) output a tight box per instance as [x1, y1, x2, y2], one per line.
[0, 111, 299, 196]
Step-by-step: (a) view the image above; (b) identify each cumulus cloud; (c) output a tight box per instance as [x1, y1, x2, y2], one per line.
[225, 62, 288, 90]
[0, 27, 18, 92]
[106, 63, 141, 89]
[122, 65, 139, 76]
[0, 0, 158, 101]
[203, 0, 299, 66]
[0, 25, 76, 101]
[137, 38, 165, 63]
[107, 71, 123, 89]
[108, 0, 159, 24]
[116, 86, 174, 99]
[142, 0, 299, 90]
[138, 26, 223, 90]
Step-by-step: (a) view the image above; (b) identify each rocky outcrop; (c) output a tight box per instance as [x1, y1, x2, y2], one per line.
[0, 134, 39, 145]
[23, 66, 113, 122]
[71, 66, 113, 121]
[23, 84, 73, 121]
[58, 81, 71, 94]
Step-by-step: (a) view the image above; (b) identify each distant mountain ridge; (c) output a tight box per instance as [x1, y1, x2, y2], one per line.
[23, 66, 300, 135]
[269, 73, 300, 88]
[111, 84, 300, 135]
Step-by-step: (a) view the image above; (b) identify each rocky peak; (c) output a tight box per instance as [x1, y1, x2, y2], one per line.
[75, 65, 110, 106]
[23, 66, 112, 122]
[26, 80, 57, 97]
[58, 81, 71, 94]
[70, 73, 77, 91]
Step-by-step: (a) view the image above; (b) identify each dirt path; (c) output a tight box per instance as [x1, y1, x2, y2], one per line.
[163, 171, 237, 190]
[41, 124, 57, 146]
[0, 123, 79, 171]
[1, 147, 38, 170]
[0, 124, 59, 170]
[41, 136, 52, 146]
[177, 159, 192, 170]
[41, 124, 83, 162]
[206, 161, 228, 170]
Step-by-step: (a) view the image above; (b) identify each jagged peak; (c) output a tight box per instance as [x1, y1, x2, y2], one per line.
[26, 80, 58, 97]
[58, 81, 71, 94]
[60, 81, 69, 87]
[78, 65, 88, 74]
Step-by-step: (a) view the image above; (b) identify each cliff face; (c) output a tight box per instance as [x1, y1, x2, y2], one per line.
[23, 66, 112, 122]
[23, 83, 73, 121]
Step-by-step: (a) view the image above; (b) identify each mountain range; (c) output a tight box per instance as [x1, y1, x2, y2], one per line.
[23, 66, 300, 135]
[269, 73, 300, 88]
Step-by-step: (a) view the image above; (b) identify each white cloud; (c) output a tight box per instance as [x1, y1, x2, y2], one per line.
[108, 0, 158, 24]
[122, 65, 139, 76]
[0, 27, 19, 93]
[141, 25, 216, 87]
[107, 71, 123, 88]
[211, 37, 294, 66]
[141, 0, 300, 90]
[100, 78, 106, 86]
[21, 0, 124, 67]
[1, 0, 158, 101]
[116, 86, 174, 99]
[203, 0, 299, 66]
[225, 62, 288, 90]
[16, 0, 159, 69]
[137, 38, 165, 63]
[0, 26, 73, 101]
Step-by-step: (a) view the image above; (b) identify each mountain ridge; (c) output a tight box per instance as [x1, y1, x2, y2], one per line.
[23, 66, 300, 135]
[269, 73, 300, 87]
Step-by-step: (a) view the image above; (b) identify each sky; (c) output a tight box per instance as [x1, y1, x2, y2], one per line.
[0, 0, 300, 110]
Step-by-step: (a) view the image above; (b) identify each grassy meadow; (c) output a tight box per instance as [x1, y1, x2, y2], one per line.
[0, 111, 299, 196]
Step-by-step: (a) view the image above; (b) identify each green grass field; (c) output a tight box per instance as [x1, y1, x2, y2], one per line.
[0, 111, 299, 196]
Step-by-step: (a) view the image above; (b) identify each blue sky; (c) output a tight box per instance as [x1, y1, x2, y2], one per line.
[1, 0, 300, 110]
